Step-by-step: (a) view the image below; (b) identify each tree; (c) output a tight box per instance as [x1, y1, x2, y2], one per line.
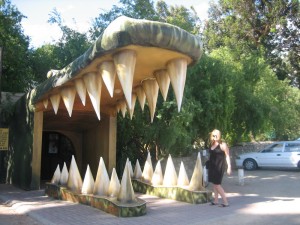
[115, 91, 200, 176]
[253, 69, 300, 140]
[187, 50, 236, 145]
[266, 5, 300, 87]
[204, 0, 300, 87]
[188, 46, 300, 143]
[47, 9, 91, 67]
[29, 9, 92, 84]
[0, 0, 34, 92]
[30, 44, 60, 84]
[156, 1, 201, 35]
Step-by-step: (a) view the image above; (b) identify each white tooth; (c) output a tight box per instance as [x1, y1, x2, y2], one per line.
[163, 154, 178, 186]
[119, 100, 127, 118]
[99, 61, 116, 98]
[50, 94, 61, 114]
[117, 160, 135, 203]
[83, 72, 102, 120]
[136, 86, 146, 111]
[113, 50, 136, 110]
[74, 78, 87, 106]
[60, 162, 69, 186]
[177, 161, 190, 187]
[125, 158, 132, 176]
[51, 164, 61, 185]
[81, 165, 95, 195]
[43, 99, 48, 109]
[67, 155, 83, 193]
[128, 160, 134, 178]
[167, 58, 187, 112]
[142, 151, 153, 183]
[129, 94, 137, 120]
[133, 159, 142, 179]
[93, 157, 110, 196]
[108, 168, 120, 197]
[142, 79, 159, 123]
[116, 103, 121, 113]
[189, 152, 203, 191]
[154, 69, 170, 101]
[151, 160, 163, 186]
[61, 86, 76, 117]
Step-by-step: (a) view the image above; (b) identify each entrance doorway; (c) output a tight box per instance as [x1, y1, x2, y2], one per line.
[41, 131, 76, 181]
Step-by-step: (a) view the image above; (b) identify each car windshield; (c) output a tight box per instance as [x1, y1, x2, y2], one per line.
[261, 143, 283, 153]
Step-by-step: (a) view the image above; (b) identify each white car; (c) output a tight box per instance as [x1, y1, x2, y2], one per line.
[235, 141, 300, 170]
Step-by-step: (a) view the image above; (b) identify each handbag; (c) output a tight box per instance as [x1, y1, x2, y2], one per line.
[205, 160, 210, 169]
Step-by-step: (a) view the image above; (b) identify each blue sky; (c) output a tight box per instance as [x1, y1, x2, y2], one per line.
[10, 0, 212, 48]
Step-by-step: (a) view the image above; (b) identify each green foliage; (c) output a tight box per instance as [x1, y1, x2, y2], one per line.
[118, 0, 159, 20]
[204, 0, 300, 87]
[29, 9, 91, 84]
[254, 69, 300, 140]
[30, 44, 59, 83]
[188, 47, 300, 143]
[116, 95, 199, 175]
[0, 0, 34, 92]
[187, 51, 236, 145]
[155, 98, 200, 156]
[47, 9, 91, 66]
[0, 92, 15, 125]
[156, 2, 201, 35]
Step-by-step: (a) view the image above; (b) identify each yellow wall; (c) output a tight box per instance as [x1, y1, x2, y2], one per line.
[33, 113, 116, 187]
[82, 115, 116, 178]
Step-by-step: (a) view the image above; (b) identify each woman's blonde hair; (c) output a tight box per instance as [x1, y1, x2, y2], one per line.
[210, 129, 222, 144]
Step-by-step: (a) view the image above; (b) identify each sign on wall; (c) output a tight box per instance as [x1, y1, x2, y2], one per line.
[0, 128, 9, 150]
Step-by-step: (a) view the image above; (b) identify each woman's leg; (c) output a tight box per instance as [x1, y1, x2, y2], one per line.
[213, 184, 219, 203]
[215, 184, 228, 205]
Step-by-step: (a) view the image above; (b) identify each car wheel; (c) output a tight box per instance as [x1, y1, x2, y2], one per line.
[243, 159, 257, 170]
[297, 161, 300, 169]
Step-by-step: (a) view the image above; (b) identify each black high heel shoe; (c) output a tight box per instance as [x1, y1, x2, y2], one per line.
[219, 203, 229, 207]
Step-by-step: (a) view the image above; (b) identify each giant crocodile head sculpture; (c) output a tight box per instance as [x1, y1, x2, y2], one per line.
[31, 16, 202, 125]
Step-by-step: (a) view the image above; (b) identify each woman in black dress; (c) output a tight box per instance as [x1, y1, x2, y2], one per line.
[208, 129, 231, 207]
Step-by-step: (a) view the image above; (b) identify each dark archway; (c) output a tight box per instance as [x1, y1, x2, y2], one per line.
[41, 131, 76, 181]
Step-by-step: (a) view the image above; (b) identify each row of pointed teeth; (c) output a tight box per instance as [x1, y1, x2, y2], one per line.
[52, 151, 204, 200]
[42, 49, 187, 122]
[135, 152, 204, 191]
[51, 156, 135, 203]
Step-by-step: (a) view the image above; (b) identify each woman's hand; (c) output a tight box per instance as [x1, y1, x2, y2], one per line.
[227, 166, 232, 175]
[221, 142, 231, 175]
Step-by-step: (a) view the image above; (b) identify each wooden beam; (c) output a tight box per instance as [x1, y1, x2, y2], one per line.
[107, 116, 116, 174]
[30, 111, 43, 189]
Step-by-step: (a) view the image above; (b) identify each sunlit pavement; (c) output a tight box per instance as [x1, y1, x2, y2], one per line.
[1, 169, 300, 225]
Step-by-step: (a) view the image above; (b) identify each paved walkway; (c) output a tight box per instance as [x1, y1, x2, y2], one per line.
[1, 170, 300, 225]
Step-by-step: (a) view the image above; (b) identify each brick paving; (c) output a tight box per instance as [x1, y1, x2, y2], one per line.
[1, 170, 300, 225]
[0, 198, 42, 225]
